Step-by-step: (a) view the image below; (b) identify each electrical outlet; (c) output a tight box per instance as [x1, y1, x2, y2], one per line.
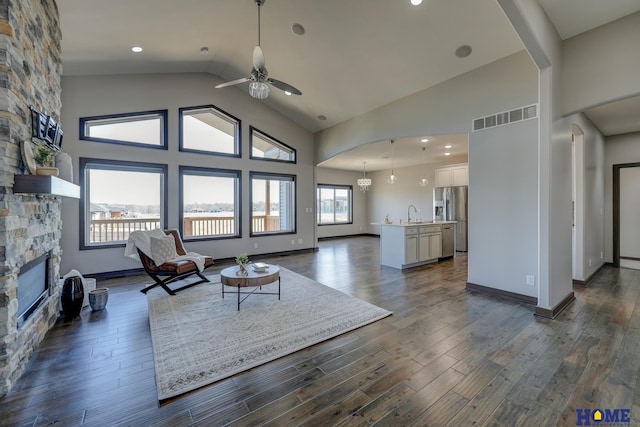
[298, 238, 303, 244]
[526, 275, 535, 286]
[291, 239, 295, 245]
[600, 251, 603, 260]
[589, 259, 592, 267]
[254, 242, 258, 249]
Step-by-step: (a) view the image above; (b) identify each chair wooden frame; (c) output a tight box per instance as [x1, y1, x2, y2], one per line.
[137, 230, 215, 295]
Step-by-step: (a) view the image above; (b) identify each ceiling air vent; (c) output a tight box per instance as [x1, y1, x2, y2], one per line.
[472, 103, 538, 132]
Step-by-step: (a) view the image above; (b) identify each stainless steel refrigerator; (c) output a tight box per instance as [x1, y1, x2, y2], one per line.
[433, 186, 468, 251]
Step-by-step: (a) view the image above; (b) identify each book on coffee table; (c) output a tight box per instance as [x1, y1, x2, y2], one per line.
[252, 262, 269, 272]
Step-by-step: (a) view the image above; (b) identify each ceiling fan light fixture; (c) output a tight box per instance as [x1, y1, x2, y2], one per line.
[249, 81, 270, 99]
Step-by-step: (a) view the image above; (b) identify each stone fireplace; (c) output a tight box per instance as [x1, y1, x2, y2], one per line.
[0, 0, 64, 396]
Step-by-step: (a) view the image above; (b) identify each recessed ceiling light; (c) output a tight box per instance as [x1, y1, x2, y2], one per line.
[410, 0, 423, 5]
[455, 45, 472, 58]
[444, 152, 451, 156]
[317, 115, 327, 121]
[445, 145, 452, 148]
[131, 46, 143, 53]
[292, 23, 305, 36]
[421, 138, 429, 143]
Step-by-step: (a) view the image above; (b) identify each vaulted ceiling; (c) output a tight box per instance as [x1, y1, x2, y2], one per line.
[57, 0, 640, 170]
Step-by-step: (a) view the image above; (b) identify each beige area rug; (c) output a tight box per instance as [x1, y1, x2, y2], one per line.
[146, 267, 392, 401]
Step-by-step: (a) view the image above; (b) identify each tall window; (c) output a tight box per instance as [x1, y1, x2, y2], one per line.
[80, 158, 167, 249]
[180, 167, 241, 240]
[179, 105, 240, 156]
[250, 172, 296, 236]
[80, 110, 168, 149]
[317, 185, 353, 225]
[250, 126, 296, 163]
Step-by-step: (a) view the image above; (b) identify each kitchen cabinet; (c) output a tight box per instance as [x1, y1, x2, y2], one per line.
[452, 165, 468, 186]
[420, 231, 442, 261]
[405, 233, 419, 264]
[434, 164, 468, 187]
[381, 224, 444, 269]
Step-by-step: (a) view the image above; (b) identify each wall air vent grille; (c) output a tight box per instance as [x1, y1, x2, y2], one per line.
[472, 103, 538, 132]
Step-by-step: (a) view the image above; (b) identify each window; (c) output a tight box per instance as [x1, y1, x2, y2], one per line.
[179, 105, 240, 156]
[80, 158, 167, 249]
[80, 110, 168, 149]
[250, 172, 296, 236]
[250, 126, 296, 163]
[317, 185, 353, 225]
[179, 167, 241, 240]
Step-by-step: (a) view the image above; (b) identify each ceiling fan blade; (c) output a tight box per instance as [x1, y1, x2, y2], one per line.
[253, 45, 266, 71]
[267, 78, 302, 95]
[215, 77, 250, 89]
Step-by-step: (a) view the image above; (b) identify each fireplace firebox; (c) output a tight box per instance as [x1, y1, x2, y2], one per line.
[17, 251, 51, 328]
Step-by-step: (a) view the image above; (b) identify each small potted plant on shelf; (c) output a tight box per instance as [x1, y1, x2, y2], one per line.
[33, 144, 59, 176]
[235, 253, 250, 275]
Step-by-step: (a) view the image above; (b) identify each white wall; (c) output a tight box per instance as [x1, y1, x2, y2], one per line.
[499, 0, 573, 311]
[315, 168, 369, 238]
[314, 51, 537, 163]
[468, 119, 539, 298]
[604, 132, 640, 262]
[563, 12, 640, 115]
[60, 73, 315, 275]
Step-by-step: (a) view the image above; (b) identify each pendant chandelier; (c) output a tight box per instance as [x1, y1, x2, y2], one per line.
[387, 140, 397, 184]
[419, 147, 429, 187]
[357, 161, 372, 192]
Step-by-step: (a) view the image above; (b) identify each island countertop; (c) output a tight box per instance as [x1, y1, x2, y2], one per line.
[379, 220, 457, 227]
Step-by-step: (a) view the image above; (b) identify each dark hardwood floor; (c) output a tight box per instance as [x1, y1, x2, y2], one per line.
[2, 236, 639, 426]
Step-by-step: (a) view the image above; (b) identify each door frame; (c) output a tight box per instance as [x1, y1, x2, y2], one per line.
[612, 162, 640, 267]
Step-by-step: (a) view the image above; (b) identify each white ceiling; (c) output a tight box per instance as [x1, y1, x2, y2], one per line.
[57, 0, 640, 171]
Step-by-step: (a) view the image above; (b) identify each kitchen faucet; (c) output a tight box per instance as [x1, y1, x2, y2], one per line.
[407, 204, 418, 223]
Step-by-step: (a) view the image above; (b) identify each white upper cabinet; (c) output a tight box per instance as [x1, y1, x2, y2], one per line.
[435, 164, 468, 187]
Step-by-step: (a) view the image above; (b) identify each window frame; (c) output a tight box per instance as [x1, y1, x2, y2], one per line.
[178, 105, 241, 158]
[179, 166, 242, 241]
[79, 158, 168, 250]
[249, 171, 297, 237]
[79, 110, 168, 149]
[317, 184, 354, 226]
[249, 126, 296, 164]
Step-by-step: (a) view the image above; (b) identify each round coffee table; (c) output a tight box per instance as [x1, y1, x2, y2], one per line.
[220, 265, 280, 310]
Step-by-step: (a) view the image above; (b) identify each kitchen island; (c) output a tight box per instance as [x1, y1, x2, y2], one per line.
[380, 221, 457, 269]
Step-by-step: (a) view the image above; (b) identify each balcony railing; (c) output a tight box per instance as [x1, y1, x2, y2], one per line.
[89, 215, 283, 242]
[89, 218, 161, 243]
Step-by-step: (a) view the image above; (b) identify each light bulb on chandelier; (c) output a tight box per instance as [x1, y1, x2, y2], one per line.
[357, 161, 372, 192]
[387, 140, 397, 184]
[419, 146, 429, 187]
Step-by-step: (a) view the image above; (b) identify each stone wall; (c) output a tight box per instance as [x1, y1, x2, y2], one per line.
[0, 0, 63, 397]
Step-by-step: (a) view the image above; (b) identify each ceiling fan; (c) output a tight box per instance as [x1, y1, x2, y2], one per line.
[215, 0, 302, 100]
